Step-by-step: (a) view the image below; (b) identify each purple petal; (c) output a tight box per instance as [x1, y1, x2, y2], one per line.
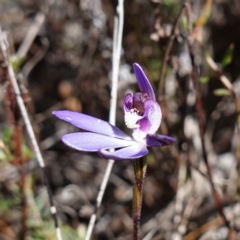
[146, 134, 175, 147]
[133, 63, 156, 101]
[99, 143, 148, 161]
[62, 132, 135, 151]
[140, 100, 162, 132]
[53, 110, 131, 140]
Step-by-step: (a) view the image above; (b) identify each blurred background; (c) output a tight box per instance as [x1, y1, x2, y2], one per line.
[1, 0, 240, 239]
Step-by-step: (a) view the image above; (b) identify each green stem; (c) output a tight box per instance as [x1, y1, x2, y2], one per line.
[132, 157, 147, 240]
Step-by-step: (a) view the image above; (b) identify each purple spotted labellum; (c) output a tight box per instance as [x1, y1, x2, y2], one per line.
[53, 63, 175, 160]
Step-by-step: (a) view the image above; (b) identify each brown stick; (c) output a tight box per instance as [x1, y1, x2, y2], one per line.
[158, 2, 188, 98]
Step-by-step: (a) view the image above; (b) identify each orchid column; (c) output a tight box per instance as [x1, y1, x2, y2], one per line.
[53, 63, 175, 239]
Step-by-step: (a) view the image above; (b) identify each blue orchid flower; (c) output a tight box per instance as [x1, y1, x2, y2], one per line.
[53, 63, 175, 160]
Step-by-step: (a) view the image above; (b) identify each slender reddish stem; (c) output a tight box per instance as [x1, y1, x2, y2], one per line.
[132, 157, 147, 240]
[13, 123, 27, 240]
[189, 44, 236, 239]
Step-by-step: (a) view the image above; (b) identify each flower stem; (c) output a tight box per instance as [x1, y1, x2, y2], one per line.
[132, 157, 147, 240]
